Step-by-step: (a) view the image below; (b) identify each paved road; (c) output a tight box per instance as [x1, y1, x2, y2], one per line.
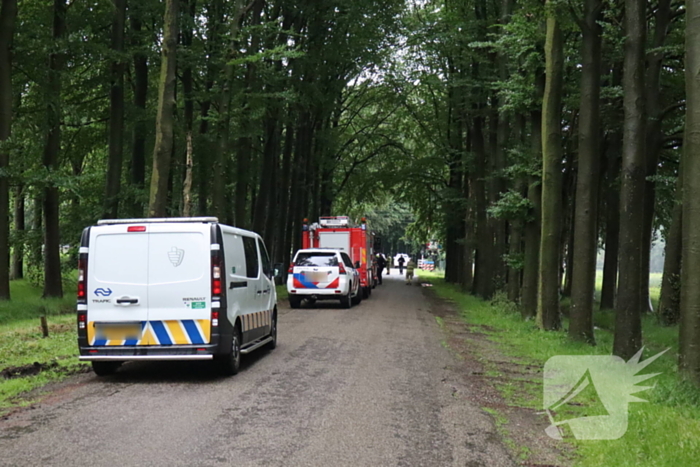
[0, 274, 513, 467]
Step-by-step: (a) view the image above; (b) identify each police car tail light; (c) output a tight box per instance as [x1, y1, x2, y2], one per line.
[77, 258, 87, 300]
[211, 310, 219, 327]
[211, 255, 222, 297]
[338, 263, 346, 275]
[288, 263, 294, 273]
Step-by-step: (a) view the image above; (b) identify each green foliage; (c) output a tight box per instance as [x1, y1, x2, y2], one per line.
[488, 189, 534, 222]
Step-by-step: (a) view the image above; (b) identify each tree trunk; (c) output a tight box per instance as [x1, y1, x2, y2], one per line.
[10, 184, 24, 280]
[613, 0, 647, 360]
[680, 0, 700, 384]
[600, 144, 621, 310]
[659, 169, 682, 326]
[129, 9, 148, 217]
[211, 0, 250, 222]
[569, 0, 603, 343]
[0, 0, 18, 299]
[180, 0, 196, 217]
[537, 4, 563, 330]
[640, 0, 673, 315]
[103, 0, 126, 219]
[147, 0, 179, 218]
[522, 72, 545, 320]
[42, 0, 67, 298]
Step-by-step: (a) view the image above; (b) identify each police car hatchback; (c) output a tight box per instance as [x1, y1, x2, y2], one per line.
[287, 249, 361, 308]
[77, 217, 280, 377]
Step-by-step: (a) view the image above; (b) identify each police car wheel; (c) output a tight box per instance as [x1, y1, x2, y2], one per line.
[91, 361, 121, 376]
[217, 326, 241, 376]
[352, 288, 362, 305]
[289, 296, 301, 309]
[266, 313, 277, 350]
[340, 290, 352, 308]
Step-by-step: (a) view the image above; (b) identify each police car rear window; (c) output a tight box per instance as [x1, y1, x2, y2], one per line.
[295, 253, 339, 267]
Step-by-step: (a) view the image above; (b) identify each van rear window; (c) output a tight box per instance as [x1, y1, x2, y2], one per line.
[295, 253, 339, 267]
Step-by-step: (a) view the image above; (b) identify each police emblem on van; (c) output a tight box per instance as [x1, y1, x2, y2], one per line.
[168, 247, 185, 267]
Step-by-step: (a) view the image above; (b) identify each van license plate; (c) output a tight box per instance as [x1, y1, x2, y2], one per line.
[304, 272, 329, 282]
[95, 323, 141, 341]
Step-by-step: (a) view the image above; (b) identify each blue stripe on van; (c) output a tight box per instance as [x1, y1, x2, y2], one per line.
[151, 321, 172, 345]
[182, 320, 204, 344]
[123, 339, 138, 346]
[93, 339, 108, 346]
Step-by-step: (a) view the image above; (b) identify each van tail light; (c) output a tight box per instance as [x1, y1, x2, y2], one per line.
[77, 312, 86, 330]
[211, 310, 219, 328]
[288, 263, 294, 273]
[211, 254, 222, 297]
[338, 263, 346, 275]
[77, 258, 87, 301]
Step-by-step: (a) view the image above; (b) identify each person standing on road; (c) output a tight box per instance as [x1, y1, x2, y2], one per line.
[405, 258, 416, 285]
[376, 253, 387, 284]
[386, 255, 392, 276]
[398, 255, 405, 274]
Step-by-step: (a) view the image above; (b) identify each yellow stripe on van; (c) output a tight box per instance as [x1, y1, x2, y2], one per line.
[198, 319, 211, 343]
[166, 321, 189, 345]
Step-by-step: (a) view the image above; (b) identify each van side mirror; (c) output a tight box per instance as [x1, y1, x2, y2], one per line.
[354, 261, 360, 269]
[273, 263, 283, 279]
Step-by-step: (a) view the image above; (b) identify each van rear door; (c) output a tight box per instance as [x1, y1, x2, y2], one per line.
[87, 224, 149, 346]
[146, 223, 212, 345]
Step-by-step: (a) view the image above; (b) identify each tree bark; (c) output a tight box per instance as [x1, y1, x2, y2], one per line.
[129, 8, 148, 217]
[103, 0, 126, 219]
[42, 0, 67, 298]
[0, 0, 18, 299]
[537, 4, 563, 330]
[10, 184, 24, 280]
[613, 0, 647, 360]
[147, 0, 179, 218]
[680, 0, 700, 384]
[569, 0, 603, 343]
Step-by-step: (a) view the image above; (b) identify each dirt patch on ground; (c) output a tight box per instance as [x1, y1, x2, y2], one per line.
[422, 284, 575, 467]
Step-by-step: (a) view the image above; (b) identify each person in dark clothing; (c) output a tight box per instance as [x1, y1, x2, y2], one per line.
[397, 255, 405, 274]
[376, 254, 387, 284]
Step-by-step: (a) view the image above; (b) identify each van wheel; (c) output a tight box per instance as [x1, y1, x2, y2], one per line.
[289, 296, 301, 309]
[91, 361, 121, 376]
[216, 325, 241, 376]
[266, 312, 277, 350]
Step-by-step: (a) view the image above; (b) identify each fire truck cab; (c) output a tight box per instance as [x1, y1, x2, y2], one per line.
[301, 216, 377, 299]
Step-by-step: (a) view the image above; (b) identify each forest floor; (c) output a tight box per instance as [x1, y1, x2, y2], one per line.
[419, 270, 700, 467]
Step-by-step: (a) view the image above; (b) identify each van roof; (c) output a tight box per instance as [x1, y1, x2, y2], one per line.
[97, 217, 218, 225]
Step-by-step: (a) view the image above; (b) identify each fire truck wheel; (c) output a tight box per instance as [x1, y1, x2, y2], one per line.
[362, 287, 370, 300]
[289, 296, 302, 309]
[340, 290, 352, 308]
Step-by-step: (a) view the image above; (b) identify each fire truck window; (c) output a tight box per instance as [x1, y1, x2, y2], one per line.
[341, 253, 354, 268]
[242, 236, 259, 279]
[295, 252, 339, 267]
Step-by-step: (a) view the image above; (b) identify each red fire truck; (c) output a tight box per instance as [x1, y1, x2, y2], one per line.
[302, 216, 377, 299]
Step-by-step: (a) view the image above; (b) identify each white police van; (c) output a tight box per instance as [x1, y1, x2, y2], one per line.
[77, 217, 279, 376]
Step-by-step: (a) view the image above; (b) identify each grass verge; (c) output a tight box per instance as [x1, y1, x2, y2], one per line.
[0, 280, 85, 415]
[419, 270, 700, 467]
